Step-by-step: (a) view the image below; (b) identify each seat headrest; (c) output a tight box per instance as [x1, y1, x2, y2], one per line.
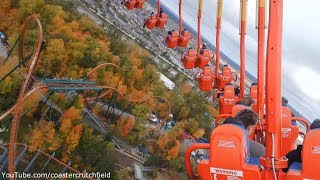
[202, 49, 210, 56]
[222, 66, 231, 73]
[250, 85, 258, 99]
[210, 124, 250, 167]
[183, 31, 190, 36]
[224, 85, 236, 98]
[188, 49, 196, 56]
[172, 31, 179, 36]
[203, 67, 212, 76]
[302, 129, 320, 178]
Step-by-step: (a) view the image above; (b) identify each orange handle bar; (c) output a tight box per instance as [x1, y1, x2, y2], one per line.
[231, 72, 238, 81]
[291, 117, 310, 131]
[185, 143, 210, 179]
[212, 90, 223, 101]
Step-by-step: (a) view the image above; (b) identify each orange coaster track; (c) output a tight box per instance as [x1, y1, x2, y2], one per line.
[8, 15, 44, 177]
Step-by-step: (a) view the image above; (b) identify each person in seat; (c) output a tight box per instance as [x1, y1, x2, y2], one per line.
[159, 8, 164, 17]
[121, 0, 129, 4]
[240, 96, 255, 107]
[143, 12, 155, 28]
[235, 86, 240, 96]
[200, 43, 208, 54]
[282, 97, 289, 106]
[282, 119, 320, 172]
[224, 109, 266, 158]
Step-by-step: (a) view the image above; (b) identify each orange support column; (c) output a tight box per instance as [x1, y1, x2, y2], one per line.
[239, 0, 247, 99]
[215, 0, 223, 81]
[257, 0, 266, 123]
[261, 0, 287, 178]
[197, 0, 203, 55]
[157, 0, 160, 16]
[179, 0, 182, 35]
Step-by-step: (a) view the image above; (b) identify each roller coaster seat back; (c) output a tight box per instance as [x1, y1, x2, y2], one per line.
[196, 124, 260, 179]
[219, 85, 239, 114]
[196, 49, 211, 69]
[281, 106, 299, 157]
[199, 66, 214, 91]
[156, 13, 167, 28]
[250, 85, 258, 100]
[217, 66, 233, 90]
[251, 102, 258, 114]
[178, 30, 192, 47]
[165, 31, 179, 48]
[144, 14, 157, 29]
[250, 85, 258, 113]
[286, 129, 320, 179]
[135, 0, 146, 9]
[125, 0, 137, 10]
[181, 49, 196, 69]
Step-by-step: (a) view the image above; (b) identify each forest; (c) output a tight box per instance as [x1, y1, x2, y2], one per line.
[0, 0, 219, 178]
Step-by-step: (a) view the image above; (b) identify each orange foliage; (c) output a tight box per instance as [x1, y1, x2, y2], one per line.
[65, 124, 83, 154]
[166, 140, 181, 160]
[158, 134, 181, 160]
[122, 117, 135, 137]
[59, 107, 82, 139]
[28, 120, 60, 152]
[181, 83, 192, 95]
[112, 56, 120, 64]
[118, 81, 128, 95]
[133, 67, 143, 81]
[117, 117, 135, 137]
[97, 38, 110, 53]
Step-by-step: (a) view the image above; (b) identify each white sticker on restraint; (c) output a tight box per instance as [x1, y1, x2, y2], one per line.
[312, 146, 320, 154]
[281, 128, 292, 138]
[210, 167, 243, 177]
[217, 140, 236, 148]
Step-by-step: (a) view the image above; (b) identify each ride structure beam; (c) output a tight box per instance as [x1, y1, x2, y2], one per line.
[0, 53, 32, 84]
[257, 0, 266, 123]
[24, 150, 40, 173]
[197, 0, 203, 54]
[43, 79, 96, 85]
[48, 86, 103, 91]
[215, 0, 223, 79]
[157, 0, 161, 16]
[2, 36, 20, 65]
[261, 0, 287, 178]
[178, 0, 183, 35]
[239, 0, 247, 99]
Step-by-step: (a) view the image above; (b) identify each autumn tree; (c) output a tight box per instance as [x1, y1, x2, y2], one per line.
[28, 120, 60, 152]
[40, 38, 68, 76]
[71, 126, 116, 174]
[131, 104, 150, 121]
[18, 0, 44, 20]
[116, 117, 135, 137]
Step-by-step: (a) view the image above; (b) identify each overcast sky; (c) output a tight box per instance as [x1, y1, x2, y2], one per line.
[161, 0, 320, 120]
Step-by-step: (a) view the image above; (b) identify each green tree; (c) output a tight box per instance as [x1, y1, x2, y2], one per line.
[40, 38, 68, 76]
[131, 104, 150, 121]
[18, 0, 45, 20]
